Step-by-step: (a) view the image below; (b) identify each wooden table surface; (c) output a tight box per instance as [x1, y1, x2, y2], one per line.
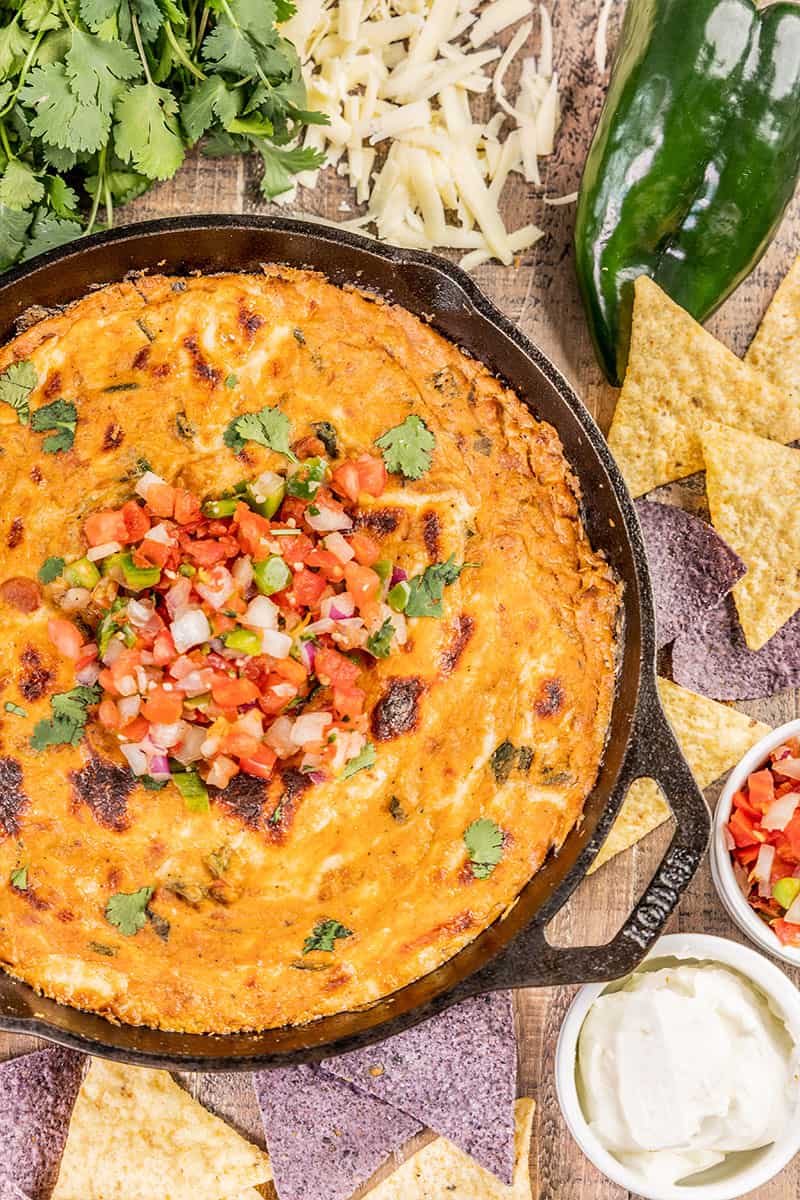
[3, 2, 800, 1197]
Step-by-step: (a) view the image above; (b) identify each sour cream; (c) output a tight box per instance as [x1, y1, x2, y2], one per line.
[577, 963, 797, 1187]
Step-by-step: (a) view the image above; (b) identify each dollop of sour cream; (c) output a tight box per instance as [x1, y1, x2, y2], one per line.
[577, 963, 798, 1186]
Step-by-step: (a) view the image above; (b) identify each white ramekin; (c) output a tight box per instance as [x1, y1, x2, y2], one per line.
[710, 717, 800, 968]
[555, 932, 800, 1200]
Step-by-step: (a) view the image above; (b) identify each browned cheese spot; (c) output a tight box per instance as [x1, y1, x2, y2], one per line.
[534, 678, 565, 718]
[7, 518, 23, 549]
[439, 614, 475, 677]
[1, 577, 41, 614]
[0, 757, 29, 836]
[267, 768, 314, 844]
[238, 302, 265, 339]
[102, 423, 125, 451]
[183, 335, 221, 387]
[371, 677, 424, 742]
[215, 772, 270, 830]
[30, 464, 42, 484]
[353, 509, 401, 538]
[43, 371, 61, 399]
[70, 756, 135, 832]
[422, 510, 441, 560]
[18, 646, 52, 700]
[132, 345, 150, 370]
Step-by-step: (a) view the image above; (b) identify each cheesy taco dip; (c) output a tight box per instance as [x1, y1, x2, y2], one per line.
[0, 268, 618, 1033]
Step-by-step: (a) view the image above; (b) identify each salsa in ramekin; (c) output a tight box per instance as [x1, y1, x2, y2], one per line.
[727, 739, 800, 947]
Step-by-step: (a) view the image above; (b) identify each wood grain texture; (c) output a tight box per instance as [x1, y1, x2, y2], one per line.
[2, 1, 800, 1197]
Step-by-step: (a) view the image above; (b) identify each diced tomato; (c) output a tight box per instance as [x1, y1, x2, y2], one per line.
[120, 716, 149, 741]
[280, 498, 311, 527]
[141, 686, 183, 724]
[211, 613, 238, 636]
[74, 644, 98, 671]
[344, 561, 380, 615]
[145, 483, 177, 519]
[773, 919, 800, 947]
[735, 844, 761, 867]
[731, 788, 762, 822]
[330, 461, 361, 502]
[271, 657, 308, 687]
[239, 745, 277, 779]
[728, 808, 762, 849]
[48, 618, 84, 660]
[747, 769, 774, 813]
[98, 668, 118, 695]
[233, 504, 272, 557]
[281, 533, 315, 564]
[333, 685, 365, 718]
[293, 435, 326, 460]
[315, 645, 360, 689]
[98, 698, 121, 730]
[152, 631, 177, 666]
[355, 454, 387, 497]
[259, 686, 294, 715]
[135, 539, 170, 568]
[348, 530, 381, 566]
[219, 730, 262, 758]
[84, 509, 129, 547]
[292, 568, 327, 608]
[211, 675, 260, 708]
[187, 538, 237, 566]
[121, 500, 150, 542]
[305, 548, 345, 581]
[784, 812, 800, 858]
[173, 489, 202, 525]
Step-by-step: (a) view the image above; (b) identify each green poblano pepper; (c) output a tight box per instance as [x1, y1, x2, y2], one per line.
[575, 0, 800, 386]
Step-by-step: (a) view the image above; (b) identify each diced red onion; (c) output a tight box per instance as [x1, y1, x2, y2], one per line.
[76, 661, 101, 686]
[322, 592, 355, 620]
[261, 629, 292, 658]
[723, 827, 736, 852]
[762, 792, 800, 832]
[324, 532, 355, 563]
[149, 720, 187, 749]
[786, 894, 800, 925]
[754, 843, 775, 884]
[291, 711, 333, 746]
[146, 752, 171, 780]
[118, 696, 141, 722]
[61, 586, 92, 613]
[87, 541, 122, 562]
[733, 861, 750, 897]
[773, 744, 793, 763]
[120, 742, 149, 775]
[232, 556, 254, 591]
[170, 609, 211, 653]
[134, 470, 166, 500]
[390, 566, 408, 585]
[308, 770, 327, 785]
[166, 577, 192, 618]
[306, 506, 353, 533]
[172, 724, 207, 765]
[774, 757, 800, 781]
[299, 640, 316, 671]
[244, 595, 278, 630]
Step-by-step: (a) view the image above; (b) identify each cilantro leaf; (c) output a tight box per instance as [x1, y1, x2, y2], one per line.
[21, 64, 109, 154]
[114, 83, 185, 181]
[256, 141, 325, 199]
[366, 618, 394, 659]
[302, 918, 353, 954]
[182, 75, 240, 143]
[65, 29, 139, 120]
[201, 0, 285, 77]
[224, 405, 297, 461]
[30, 684, 100, 750]
[105, 885, 153, 936]
[47, 176, 80, 220]
[30, 398, 77, 453]
[23, 211, 84, 261]
[0, 359, 36, 425]
[342, 742, 376, 778]
[4, 701, 27, 717]
[0, 18, 33, 80]
[405, 555, 478, 619]
[375, 415, 436, 480]
[463, 818, 504, 880]
[0, 204, 33, 269]
[0, 161, 44, 211]
[10, 866, 28, 890]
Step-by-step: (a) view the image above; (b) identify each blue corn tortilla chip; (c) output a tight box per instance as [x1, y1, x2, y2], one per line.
[324, 993, 517, 1184]
[0, 1047, 86, 1200]
[253, 1064, 421, 1200]
[672, 596, 800, 700]
[635, 500, 746, 649]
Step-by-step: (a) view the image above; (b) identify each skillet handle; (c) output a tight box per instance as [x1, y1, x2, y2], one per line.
[454, 675, 710, 994]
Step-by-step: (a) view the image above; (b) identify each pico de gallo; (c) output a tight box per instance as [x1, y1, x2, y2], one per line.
[43, 450, 414, 801]
[726, 739, 800, 947]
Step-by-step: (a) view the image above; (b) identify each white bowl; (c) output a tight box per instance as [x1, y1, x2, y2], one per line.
[710, 717, 800, 968]
[555, 933, 800, 1200]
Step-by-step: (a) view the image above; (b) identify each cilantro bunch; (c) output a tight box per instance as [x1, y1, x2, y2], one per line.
[0, 0, 326, 266]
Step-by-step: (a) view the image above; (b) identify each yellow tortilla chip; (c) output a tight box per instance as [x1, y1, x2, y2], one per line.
[589, 677, 770, 871]
[701, 421, 800, 650]
[52, 1059, 272, 1200]
[362, 1098, 535, 1199]
[746, 255, 800, 401]
[607, 276, 800, 497]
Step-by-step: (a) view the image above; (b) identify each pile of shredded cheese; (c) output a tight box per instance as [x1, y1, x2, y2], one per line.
[280, 0, 562, 268]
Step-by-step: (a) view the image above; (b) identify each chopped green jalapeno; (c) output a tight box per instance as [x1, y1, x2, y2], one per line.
[224, 628, 261, 656]
[388, 580, 411, 612]
[202, 497, 239, 518]
[244, 475, 286, 518]
[64, 557, 101, 589]
[286, 457, 327, 500]
[373, 559, 393, 586]
[253, 556, 292, 596]
[120, 554, 161, 591]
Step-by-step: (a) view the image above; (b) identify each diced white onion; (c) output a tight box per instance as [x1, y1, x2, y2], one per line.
[762, 793, 800, 832]
[149, 721, 187, 749]
[324, 531, 356, 563]
[206, 755, 237, 788]
[87, 541, 122, 562]
[306, 506, 353, 532]
[146, 523, 174, 545]
[61, 587, 92, 613]
[261, 629, 293, 658]
[291, 712, 333, 746]
[196, 567, 234, 611]
[265, 716, 296, 757]
[305, 617, 336, 635]
[118, 696, 141, 722]
[102, 638, 124, 666]
[127, 599, 154, 628]
[754, 843, 775, 885]
[134, 471, 166, 500]
[175, 670, 212, 697]
[775, 758, 800, 781]
[172, 724, 207, 765]
[166, 577, 192, 618]
[322, 591, 355, 619]
[171, 609, 211, 653]
[244, 595, 279, 630]
[232, 556, 254, 591]
[120, 742, 149, 775]
[785, 893, 800, 926]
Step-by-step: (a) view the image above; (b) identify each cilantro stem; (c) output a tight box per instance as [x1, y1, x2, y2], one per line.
[86, 143, 106, 235]
[130, 10, 153, 85]
[56, 0, 76, 29]
[164, 22, 206, 81]
[0, 121, 12, 164]
[0, 27, 45, 121]
[194, 3, 210, 54]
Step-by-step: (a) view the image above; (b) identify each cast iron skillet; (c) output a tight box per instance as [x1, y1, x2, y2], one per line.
[0, 215, 710, 1070]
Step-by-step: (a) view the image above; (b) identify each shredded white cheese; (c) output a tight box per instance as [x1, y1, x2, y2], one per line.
[280, 0, 562, 268]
